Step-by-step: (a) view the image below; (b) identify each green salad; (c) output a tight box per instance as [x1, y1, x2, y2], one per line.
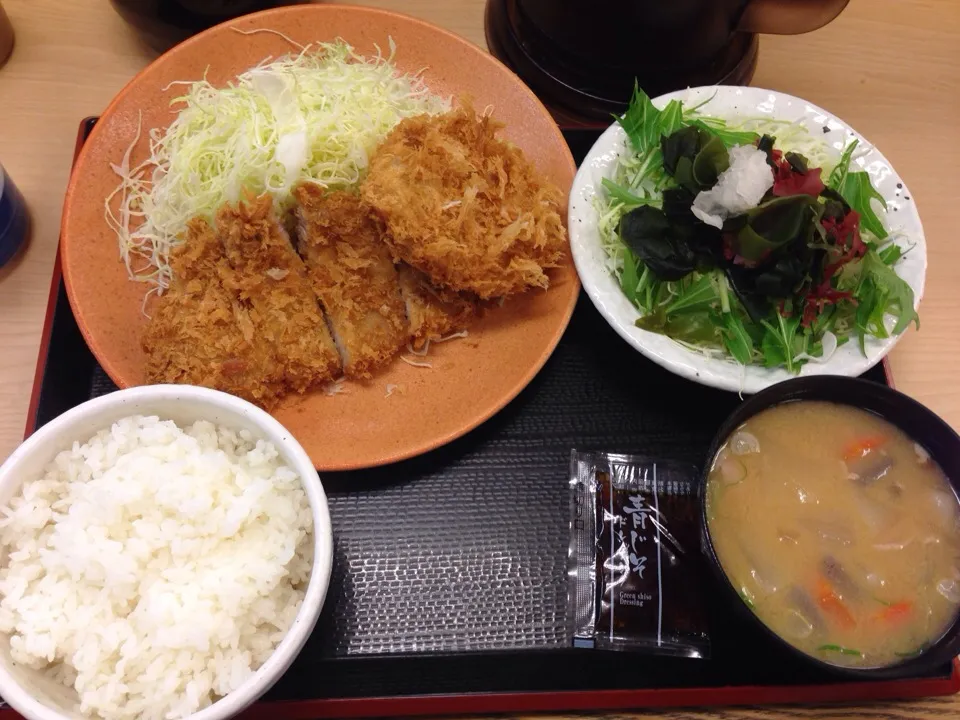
[596, 85, 918, 373]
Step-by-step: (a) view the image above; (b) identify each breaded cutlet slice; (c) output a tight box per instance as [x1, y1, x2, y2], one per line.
[141, 218, 285, 409]
[360, 101, 568, 300]
[396, 263, 478, 351]
[293, 184, 408, 378]
[216, 194, 341, 395]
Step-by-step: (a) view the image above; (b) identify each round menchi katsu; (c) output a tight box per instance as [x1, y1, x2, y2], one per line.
[705, 400, 960, 668]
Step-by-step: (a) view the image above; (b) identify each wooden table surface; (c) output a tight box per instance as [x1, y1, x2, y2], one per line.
[0, 0, 958, 718]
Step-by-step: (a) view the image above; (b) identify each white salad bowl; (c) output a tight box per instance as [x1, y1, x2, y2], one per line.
[0, 384, 334, 720]
[568, 86, 926, 394]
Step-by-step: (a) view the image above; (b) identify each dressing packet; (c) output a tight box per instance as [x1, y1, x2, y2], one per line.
[568, 450, 711, 657]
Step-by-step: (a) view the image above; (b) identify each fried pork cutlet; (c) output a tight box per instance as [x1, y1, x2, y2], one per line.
[216, 195, 341, 395]
[396, 263, 478, 351]
[141, 218, 284, 408]
[360, 101, 568, 300]
[293, 185, 408, 378]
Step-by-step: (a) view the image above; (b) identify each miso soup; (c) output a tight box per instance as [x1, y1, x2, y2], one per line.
[706, 401, 960, 667]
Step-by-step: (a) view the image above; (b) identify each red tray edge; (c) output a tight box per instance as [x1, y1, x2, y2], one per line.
[244, 664, 960, 717]
[1, 663, 959, 720]
[22, 118, 90, 442]
[13, 118, 954, 719]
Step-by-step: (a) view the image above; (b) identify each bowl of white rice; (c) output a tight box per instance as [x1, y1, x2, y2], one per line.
[0, 385, 333, 720]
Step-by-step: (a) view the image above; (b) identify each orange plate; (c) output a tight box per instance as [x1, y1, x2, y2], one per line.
[59, 5, 578, 471]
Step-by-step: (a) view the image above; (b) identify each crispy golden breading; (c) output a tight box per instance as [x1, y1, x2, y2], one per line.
[141, 218, 285, 408]
[293, 185, 408, 378]
[216, 195, 341, 394]
[396, 263, 478, 350]
[360, 102, 568, 300]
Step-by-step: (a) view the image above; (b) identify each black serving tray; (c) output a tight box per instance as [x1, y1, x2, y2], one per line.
[10, 118, 958, 719]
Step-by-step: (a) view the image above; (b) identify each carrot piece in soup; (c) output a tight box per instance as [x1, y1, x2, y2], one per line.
[874, 601, 913, 624]
[843, 435, 888, 461]
[816, 576, 857, 629]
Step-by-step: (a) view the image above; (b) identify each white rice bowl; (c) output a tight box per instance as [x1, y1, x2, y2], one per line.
[0, 386, 333, 720]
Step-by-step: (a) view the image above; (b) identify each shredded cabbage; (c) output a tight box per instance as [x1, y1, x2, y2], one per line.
[106, 37, 449, 291]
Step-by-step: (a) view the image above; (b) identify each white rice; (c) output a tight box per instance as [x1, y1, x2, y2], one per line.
[0, 416, 313, 720]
